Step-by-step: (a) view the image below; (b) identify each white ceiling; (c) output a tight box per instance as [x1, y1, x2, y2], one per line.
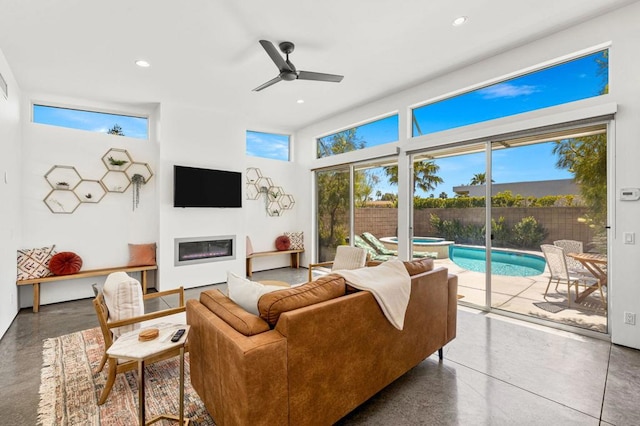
[0, 0, 635, 132]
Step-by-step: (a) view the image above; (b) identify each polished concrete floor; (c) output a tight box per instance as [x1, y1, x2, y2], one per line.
[1, 267, 639, 425]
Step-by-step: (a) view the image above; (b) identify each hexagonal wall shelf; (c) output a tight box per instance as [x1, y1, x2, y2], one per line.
[254, 176, 273, 192]
[101, 170, 131, 193]
[246, 167, 262, 183]
[43, 147, 153, 213]
[74, 180, 107, 203]
[267, 186, 284, 201]
[278, 194, 295, 210]
[267, 201, 282, 217]
[44, 190, 81, 214]
[125, 162, 153, 183]
[246, 183, 260, 200]
[245, 167, 294, 216]
[44, 165, 82, 190]
[102, 148, 132, 171]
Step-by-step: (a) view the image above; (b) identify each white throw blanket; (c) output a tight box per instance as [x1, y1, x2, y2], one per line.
[335, 259, 411, 330]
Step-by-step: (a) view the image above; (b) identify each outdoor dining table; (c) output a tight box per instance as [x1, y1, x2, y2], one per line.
[567, 252, 607, 303]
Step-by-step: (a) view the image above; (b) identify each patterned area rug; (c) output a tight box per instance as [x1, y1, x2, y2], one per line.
[37, 327, 215, 425]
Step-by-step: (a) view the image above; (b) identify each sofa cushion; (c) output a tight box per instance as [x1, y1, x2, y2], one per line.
[200, 289, 271, 336]
[227, 271, 285, 316]
[258, 274, 346, 327]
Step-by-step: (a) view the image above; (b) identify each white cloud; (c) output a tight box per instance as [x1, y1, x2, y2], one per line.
[477, 83, 539, 99]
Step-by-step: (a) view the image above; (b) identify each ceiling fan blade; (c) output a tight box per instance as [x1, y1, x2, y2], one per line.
[297, 70, 344, 83]
[252, 76, 282, 92]
[259, 40, 292, 72]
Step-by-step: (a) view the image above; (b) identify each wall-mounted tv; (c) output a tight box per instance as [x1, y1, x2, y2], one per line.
[174, 165, 242, 208]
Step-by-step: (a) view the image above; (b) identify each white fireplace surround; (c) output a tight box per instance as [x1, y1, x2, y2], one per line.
[174, 235, 236, 266]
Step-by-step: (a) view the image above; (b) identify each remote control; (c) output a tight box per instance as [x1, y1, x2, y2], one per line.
[170, 328, 186, 342]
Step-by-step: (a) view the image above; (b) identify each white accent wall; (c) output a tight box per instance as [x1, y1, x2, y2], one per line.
[0, 50, 22, 338]
[295, 2, 640, 349]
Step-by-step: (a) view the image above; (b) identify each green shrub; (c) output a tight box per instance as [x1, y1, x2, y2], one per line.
[511, 216, 547, 249]
[429, 213, 547, 249]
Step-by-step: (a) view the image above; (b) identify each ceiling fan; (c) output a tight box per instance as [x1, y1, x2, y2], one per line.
[253, 40, 344, 91]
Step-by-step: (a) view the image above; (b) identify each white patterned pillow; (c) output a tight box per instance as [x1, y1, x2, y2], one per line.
[17, 245, 57, 280]
[284, 231, 304, 250]
[103, 271, 144, 338]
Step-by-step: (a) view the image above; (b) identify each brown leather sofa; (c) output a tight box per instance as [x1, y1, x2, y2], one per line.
[186, 258, 458, 425]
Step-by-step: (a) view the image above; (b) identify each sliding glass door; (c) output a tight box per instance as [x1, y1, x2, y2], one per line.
[316, 167, 350, 263]
[489, 126, 608, 332]
[410, 144, 488, 305]
[408, 124, 608, 333]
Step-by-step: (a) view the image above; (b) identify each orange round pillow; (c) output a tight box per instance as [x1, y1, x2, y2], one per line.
[49, 252, 83, 275]
[275, 235, 291, 251]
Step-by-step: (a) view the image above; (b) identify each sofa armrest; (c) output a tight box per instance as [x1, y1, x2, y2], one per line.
[447, 273, 458, 343]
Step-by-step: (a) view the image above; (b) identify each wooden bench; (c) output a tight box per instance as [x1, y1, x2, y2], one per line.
[246, 249, 304, 277]
[16, 264, 157, 313]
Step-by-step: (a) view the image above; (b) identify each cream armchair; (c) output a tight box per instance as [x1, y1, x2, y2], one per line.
[92, 271, 186, 405]
[308, 245, 368, 281]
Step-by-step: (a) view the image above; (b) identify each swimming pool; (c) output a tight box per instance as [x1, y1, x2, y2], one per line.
[449, 245, 545, 277]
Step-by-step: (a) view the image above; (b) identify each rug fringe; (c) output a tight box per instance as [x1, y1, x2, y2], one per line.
[37, 337, 59, 426]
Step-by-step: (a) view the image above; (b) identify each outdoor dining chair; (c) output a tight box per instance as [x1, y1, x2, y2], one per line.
[540, 244, 598, 307]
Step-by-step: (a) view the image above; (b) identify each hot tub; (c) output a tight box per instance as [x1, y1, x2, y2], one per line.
[379, 236, 455, 259]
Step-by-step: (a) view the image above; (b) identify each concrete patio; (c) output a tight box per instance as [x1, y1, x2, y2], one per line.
[435, 256, 607, 333]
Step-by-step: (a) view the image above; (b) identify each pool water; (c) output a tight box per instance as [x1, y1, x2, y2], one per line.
[449, 245, 545, 277]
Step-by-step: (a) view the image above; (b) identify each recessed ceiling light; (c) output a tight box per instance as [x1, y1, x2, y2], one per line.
[297, 99, 305, 104]
[135, 60, 151, 68]
[452, 16, 468, 26]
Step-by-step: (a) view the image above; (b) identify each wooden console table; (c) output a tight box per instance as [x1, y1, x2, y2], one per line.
[17, 264, 157, 312]
[246, 249, 304, 277]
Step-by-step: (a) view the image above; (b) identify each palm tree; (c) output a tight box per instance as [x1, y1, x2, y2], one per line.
[384, 160, 443, 194]
[470, 172, 487, 186]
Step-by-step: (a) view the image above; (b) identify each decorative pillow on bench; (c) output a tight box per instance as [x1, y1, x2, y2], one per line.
[128, 243, 156, 267]
[17, 245, 57, 280]
[49, 251, 83, 276]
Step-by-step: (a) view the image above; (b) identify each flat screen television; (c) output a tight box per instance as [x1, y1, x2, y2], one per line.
[174, 165, 242, 208]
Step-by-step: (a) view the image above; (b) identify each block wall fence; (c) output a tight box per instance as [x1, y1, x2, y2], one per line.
[353, 207, 595, 248]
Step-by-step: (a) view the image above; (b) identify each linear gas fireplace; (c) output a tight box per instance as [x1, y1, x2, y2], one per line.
[174, 235, 236, 266]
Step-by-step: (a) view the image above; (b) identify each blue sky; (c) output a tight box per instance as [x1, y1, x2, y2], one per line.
[33, 105, 149, 139]
[356, 50, 608, 198]
[246, 131, 290, 161]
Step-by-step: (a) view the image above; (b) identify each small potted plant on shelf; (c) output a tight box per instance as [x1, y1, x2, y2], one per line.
[131, 173, 146, 211]
[108, 156, 128, 168]
[56, 181, 70, 189]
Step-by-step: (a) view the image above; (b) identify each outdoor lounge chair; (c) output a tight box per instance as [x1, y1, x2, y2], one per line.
[361, 232, 436, 259]
[353, 235, 397, 262]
